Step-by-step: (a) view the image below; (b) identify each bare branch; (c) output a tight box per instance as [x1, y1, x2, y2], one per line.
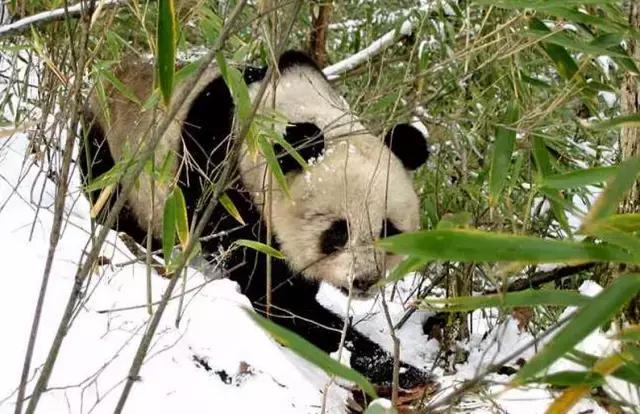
[322, 20, 413, 80]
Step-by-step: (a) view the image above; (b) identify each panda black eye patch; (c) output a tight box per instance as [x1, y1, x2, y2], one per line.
[320, 219, 349, 255]
[380, 219, 402, 238]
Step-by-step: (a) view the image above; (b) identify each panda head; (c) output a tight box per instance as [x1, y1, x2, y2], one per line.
[240, 51, 429, 298]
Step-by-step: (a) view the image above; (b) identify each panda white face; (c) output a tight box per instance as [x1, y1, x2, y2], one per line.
[240, 53, 429, 298]
[270, 138, 422, 298]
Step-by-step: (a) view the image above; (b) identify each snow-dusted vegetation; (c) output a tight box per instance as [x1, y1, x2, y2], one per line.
[2, 1, 640, 413]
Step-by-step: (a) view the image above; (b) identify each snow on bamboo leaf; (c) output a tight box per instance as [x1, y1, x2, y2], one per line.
[245, 309, 378, 398]
[513, 274, 640, 384]
[378, 229, 640, 264]
[157, 0, 177, 105]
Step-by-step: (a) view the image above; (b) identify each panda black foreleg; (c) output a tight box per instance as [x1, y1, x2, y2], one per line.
[231, 256, 430, 389]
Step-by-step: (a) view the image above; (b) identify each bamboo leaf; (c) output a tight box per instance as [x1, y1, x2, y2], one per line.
[532, 371, 605, 387]
[420, 289, 589, 312]
[541, 166, 618, 189]
[475, 0, 618, 10]
[489, 103, 519, 204]
[156, 0, 177, 105]
[235, 239, 285, 259]
[220, 193, 246, 225]
[379, 229, 639, 264]
[216, 52, 252, 121]
[173, 187, 189, 249]
[589, 114, 640, 130]
[596, 214, 640, 233]
[257, 134, 290, 197]
[246, 310, 378, 398]
[567, 350, 640, 386]
[163, 191, 177, 264]
[514, 274, 640, 383]
[529, 18, 579, 81]
[384, 256, 427, 284]
[582, 158, 640, 227]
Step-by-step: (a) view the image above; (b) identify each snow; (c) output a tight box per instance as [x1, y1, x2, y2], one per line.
[0, 133, 349, 414]
[0, 52, 637, 414]
[1, 121, 636, 413]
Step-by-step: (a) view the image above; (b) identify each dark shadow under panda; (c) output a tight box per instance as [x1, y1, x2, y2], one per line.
[79, 50, 430, 389]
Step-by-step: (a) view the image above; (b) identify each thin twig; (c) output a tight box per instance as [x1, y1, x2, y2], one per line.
[112, 2, 304, 411]
[483, 264, 595, 294]
[22, 2, 253, 411]
[15, 4, 94, 412]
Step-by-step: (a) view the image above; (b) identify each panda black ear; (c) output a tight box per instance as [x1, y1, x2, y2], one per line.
[275, 122, 325, 174]
[384, 123, 429, 170]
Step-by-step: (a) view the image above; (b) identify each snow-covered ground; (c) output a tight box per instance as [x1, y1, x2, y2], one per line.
[1, 127, 632, 414]
[0, 56, 635, 414]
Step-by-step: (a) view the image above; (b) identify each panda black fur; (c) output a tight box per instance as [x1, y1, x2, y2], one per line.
[79, 50, 430, 388]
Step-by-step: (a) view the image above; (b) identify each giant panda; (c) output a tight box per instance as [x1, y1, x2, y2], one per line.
[79, 50, 430, 389]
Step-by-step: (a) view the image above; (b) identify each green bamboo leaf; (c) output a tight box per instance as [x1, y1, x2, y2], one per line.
[567, 350, 640, 386]
[216, 52, 252, 121]
[532, 135, 572, 234]
[436, 212, 473, 230]
[541, 166, 618, 189]
[526, 29, 632, 60]
[520, 72, 551, 89]
[384, 256, 427, 284]
[98, 68, 141, 105]
[420, 289, 589, 312]
[257, 134, 290, 197]
[543, 8, 631, 35]
[475, 0, 617, 10]
[379, 229, 639, 264]
[529, 18, 579, 81]
[235, 239, 284, 259]
[246, 310, 378, 398]
[489, 104, 519, 204]
[156, 0, 177, 105]
[173, 187, 189, 249]
[618, 326, 640, 342]
[531, 371, 605, 387]
[269, 129, 308, 171]
[589, 114, 640, 130]
[582, 158, 640, 227]
[220, 193, 246, 225]
[514, 274, 640, 383]
[163, 191, 177, 264]
[531, 134, 553, 178]
[596, 214, 640, 232]
[584, 221, 640, 255]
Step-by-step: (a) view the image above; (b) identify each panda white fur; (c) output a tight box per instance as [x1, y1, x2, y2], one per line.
[80, 50, 430, 387]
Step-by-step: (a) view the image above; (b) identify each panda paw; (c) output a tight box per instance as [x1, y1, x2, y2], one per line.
[349, 347, 431, 390]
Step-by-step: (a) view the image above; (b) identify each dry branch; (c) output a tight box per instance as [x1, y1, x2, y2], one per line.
[309, 1, 332, 67]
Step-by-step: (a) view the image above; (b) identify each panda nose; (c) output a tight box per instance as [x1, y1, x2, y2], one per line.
[353, 277, 379, 292]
